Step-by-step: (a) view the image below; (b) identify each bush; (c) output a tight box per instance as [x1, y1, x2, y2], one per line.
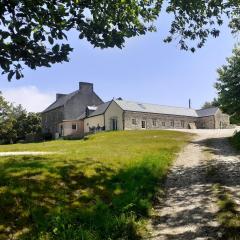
[231, 131, 240, 150]
[42, 132, 53, 141]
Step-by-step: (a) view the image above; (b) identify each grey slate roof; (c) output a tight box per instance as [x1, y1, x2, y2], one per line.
[42, 90, 78, 113]
[88, 101, 111, 118]
[114, 99, 199, 117]
[113, 100, 220, 118]
[196, 107, 219, 117]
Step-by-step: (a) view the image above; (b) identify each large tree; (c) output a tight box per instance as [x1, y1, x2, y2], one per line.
[215, 45, 240, 122]
[0, 93, 42, 143]
[0, 0, 239, 80]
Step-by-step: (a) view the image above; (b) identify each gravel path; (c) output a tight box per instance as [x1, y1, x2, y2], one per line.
[0, 152, 55, 156]
[149, 128, 240, 240]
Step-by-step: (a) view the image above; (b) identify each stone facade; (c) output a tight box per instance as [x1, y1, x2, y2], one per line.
[42, 82, 103, 137]
[124, 111, 198, 130]
[214, 110, 230, 129]
[196, 116, 215, 129]
[42, 106, 64, 136]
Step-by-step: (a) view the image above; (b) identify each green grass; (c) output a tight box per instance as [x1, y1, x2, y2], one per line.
[0, 130, 192, 240]
[213, 184, 240, 240]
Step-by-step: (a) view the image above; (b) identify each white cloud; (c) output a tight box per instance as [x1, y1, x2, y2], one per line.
[2, 86, 55, 112]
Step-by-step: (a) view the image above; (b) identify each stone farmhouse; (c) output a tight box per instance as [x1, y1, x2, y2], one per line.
[42, 82, 230, 138]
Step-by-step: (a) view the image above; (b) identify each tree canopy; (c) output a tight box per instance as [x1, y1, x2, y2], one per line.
[0, 93, 41, 143]
[201, 99, 219, 109]
[215, 45, 240, 122]
[0, 0, 239, 80]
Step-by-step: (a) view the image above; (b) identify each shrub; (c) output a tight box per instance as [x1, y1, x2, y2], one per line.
[231, 131, 240, 150]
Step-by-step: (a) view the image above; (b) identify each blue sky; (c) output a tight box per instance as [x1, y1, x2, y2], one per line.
[0, 13, 236, 112]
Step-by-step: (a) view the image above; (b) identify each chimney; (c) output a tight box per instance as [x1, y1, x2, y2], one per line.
[189, 99, 191, 109]
[79, 82, 93, 93]
[56, 93, 66, 100]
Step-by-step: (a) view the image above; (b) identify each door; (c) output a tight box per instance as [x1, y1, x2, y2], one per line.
[111, 118, 118, 131]
[141, 120, 146, 129]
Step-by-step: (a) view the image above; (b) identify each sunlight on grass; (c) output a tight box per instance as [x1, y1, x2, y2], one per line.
[213, 184, 240, 240]
[0, 130, 192, 240]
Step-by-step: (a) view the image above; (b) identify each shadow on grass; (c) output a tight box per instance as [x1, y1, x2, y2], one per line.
[0, 154, 170, 240]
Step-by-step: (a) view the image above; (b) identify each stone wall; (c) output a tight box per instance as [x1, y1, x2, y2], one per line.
[214, 110, 230, 129]
[41, 106, 64, 135]
[124, 111, 198, 130]
[196, 116, 215, 129]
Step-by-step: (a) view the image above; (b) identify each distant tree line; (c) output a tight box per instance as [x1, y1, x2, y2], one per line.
[0, 93, 42, 144]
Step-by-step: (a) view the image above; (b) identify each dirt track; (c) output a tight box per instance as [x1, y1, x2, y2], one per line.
[149, 128, 240, 240]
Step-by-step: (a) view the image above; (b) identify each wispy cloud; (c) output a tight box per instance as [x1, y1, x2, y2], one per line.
[2, 86, 55, 112]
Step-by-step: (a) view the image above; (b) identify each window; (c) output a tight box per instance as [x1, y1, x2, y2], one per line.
[132, 118, 137, 125]
[152, 119, 157, 126]
[181, 120, 185, 128]
[141, 121, 146, 129]
[170, 120, 174, 127]
[72, 124, 77, 130]
[162, 122, 165, 126]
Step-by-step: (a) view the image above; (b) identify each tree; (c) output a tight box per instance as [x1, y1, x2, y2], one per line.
[0, 1, 239, 80]
[0, 93, 17, 143]
[215, 45, 240, 123]
[201, 98, 219, 109]
[0, 93, 42, 143]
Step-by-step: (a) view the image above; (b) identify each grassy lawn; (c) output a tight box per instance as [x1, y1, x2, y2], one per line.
[0, 130, 191, 240]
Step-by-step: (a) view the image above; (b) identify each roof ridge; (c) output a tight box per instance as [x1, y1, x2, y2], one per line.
[115, 99, 197, 111]
[196, 107, 218, 111]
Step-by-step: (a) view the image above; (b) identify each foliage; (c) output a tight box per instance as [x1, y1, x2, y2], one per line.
[201, 98, 219, 109]
[231, 131, 240, 150]
[0, 1, 239, 80]
[215, 45, 240, 119]
[0, 93, 41, 143]
[230, 114, 240, 125]
[0, 130, 192, 239]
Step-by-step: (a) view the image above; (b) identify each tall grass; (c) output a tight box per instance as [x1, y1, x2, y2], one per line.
[0, 130, 191, 239]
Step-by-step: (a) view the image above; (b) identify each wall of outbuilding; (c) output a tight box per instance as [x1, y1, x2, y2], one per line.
[58, 120, 84, 137]
[84, 115, 105, 133]
[123, 111, 198, 130]
[196, 116, 215, 129]
[105, 101, 124, 130]
[214, 110, 230, 129]
[59, 120, 84, 137]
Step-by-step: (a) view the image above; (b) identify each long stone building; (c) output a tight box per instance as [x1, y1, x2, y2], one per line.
[42, 82, 230, 138]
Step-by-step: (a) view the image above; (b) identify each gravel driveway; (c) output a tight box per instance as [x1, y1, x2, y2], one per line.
[149, 128, 240, 240]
